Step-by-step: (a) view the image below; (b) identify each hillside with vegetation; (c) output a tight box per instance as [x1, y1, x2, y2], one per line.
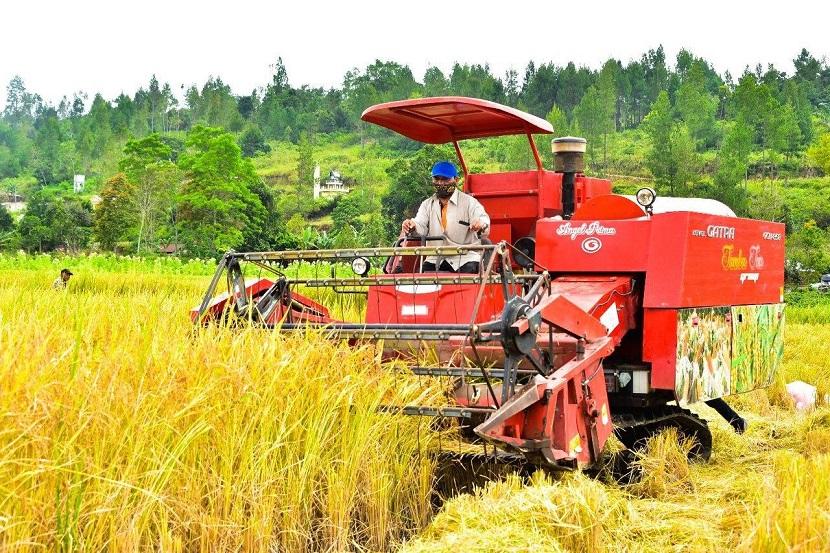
[1, 47, 829, 280]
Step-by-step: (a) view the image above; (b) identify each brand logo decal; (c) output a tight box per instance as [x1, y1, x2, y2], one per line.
[749, 245, 764, 270]
[581, 237, 602, 253]
[707, 225, 736, 239]
[721, 244, 748, 271]
[762, 231, 782, 241]
[557, 221, 617, 240]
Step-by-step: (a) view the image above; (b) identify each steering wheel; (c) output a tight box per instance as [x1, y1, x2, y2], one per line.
[382, 232, 445, 274]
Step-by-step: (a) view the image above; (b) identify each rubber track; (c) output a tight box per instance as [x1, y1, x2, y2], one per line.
[612, 405, 713, 461]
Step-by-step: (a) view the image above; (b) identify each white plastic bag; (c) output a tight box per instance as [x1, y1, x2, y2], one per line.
[786, 380, 817, 411]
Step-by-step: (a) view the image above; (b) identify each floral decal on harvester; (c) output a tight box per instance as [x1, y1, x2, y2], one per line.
[731, 304, 784, 393]
[675, 304, 785, 404]
[676, 307, 731, 404]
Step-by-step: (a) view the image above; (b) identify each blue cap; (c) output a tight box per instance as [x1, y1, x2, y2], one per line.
[431, 161, 458, 179]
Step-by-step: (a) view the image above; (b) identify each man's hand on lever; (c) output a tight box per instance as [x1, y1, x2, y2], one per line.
[469, 219, 487, 233]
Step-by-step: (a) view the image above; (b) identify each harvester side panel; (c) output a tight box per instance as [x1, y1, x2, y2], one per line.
[365, 282, 509, 325]
[674, 303, 785, 404]
[535, 212, 785, 308]
[642, 308, 678, 391]
[535, 218, 651, 272]
[643, 213, 785, 308]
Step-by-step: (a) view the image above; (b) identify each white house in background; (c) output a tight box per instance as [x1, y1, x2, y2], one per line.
[1, 200, 26, 213]
[73, 174, 85, 193]
[312, 163, 350, 199]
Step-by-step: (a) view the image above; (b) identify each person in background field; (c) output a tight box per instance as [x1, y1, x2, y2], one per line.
[52, 268, 73, 290]
[401, 161, 490, 274]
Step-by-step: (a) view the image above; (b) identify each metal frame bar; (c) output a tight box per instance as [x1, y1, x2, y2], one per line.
[269, 322, 502, 341]
[378, 405, 495, 419]
[240, 244, 497, 262]
[410, 366, 537, 378]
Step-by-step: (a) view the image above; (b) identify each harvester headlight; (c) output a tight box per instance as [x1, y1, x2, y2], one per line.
[351, 257, 371, 277]
[635, 187, 656, 208]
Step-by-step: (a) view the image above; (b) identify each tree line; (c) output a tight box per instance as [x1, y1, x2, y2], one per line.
[3, 47, 830, 180]
[0, 47, 829, 275]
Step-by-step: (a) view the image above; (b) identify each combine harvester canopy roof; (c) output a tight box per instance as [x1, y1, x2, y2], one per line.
[361, 96, 553, 144]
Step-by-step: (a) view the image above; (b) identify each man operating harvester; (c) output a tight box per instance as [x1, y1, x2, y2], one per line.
[401, 161, 490, 274]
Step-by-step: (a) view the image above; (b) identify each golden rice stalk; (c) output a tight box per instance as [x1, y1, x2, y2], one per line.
[629, 427, 695, 499]
[738, 452, 830, 553]
[0, 268, 444, 551]
[401, 471, 628, 553]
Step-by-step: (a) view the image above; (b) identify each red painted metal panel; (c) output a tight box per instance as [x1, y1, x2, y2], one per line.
[365, 281, 506, 324]
[644, 213, 785, 308]
[361, 97, 553, 144]
[467, 172, 611, 252]
[572, 195, 645, 220]
[539, 171, 564, 217]
[535, 218, 651, 272]
[643, 308, 678, 390]
[575, 176, 613, 207]
[545, 276, 636, 342]
[488, 223, 512, 245]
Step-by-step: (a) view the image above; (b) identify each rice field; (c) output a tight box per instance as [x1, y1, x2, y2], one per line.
[1, 253, 829, 551]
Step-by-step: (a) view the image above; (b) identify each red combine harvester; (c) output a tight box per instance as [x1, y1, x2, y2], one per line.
[194, 97, 785, 470]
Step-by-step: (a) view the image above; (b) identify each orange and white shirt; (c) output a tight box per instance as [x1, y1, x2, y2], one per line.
[412, 189, 490, 270]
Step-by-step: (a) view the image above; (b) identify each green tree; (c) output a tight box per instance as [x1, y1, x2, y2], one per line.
[342, 60, 419, 124]
[596, 60, 618, 168]
[545, 105, 570, 137]
[807, 132, 830, 174]
[294, 134, 315, 213]
[0, 120, 30, 178]
[423, 66, 449, 97]
[31, 109, 64, 184]
[766, 102, 802, 156]
[20, 189, 93, 252]
[86, 94, 112, 157]
[713, 119, 753, 214]
[187, 77, 243, 131]
[748, 180, 785, 222]
[643, 92, 698, 195]
[3, 76, 41, 127]
[448, 63, 505, 103]
[177, 126, 266, 257]
[17, 214, 48, 252]
[573, 86, 604, 166]
[239, 125, 271, 157]
[787, 220, 830, 283]
[120, 134, 177, 253]
[675, 60, 718, 148]
[331, 193, 366, 235]
[94, 173, 137, 251]
[0, 203, 13, 232]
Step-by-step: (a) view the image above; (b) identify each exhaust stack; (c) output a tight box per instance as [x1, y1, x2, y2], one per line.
[552, 137, 587, 219]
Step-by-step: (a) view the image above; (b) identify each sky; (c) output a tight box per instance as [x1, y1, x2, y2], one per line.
[1, 0, 829, 110]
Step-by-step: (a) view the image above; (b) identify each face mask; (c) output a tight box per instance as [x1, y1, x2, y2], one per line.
[434, 184, 455, 199]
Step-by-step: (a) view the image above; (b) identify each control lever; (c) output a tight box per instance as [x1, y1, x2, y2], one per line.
[458, 220, 489, 239]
